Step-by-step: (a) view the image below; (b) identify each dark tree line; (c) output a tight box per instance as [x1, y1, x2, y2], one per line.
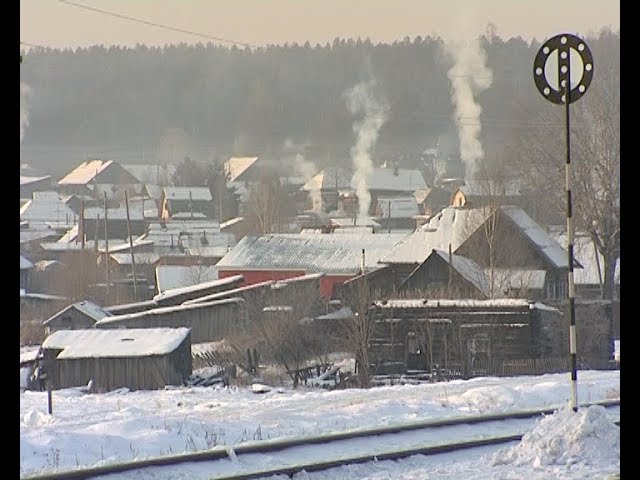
[19, 29, 618, 170]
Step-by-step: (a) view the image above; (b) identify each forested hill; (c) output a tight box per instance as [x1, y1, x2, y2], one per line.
[19, 30, 619, 175]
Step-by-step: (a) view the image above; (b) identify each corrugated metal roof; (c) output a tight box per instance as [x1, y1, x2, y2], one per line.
[224, 156, 259, 183]
[43, 327, 190, 359]
[155, 265, 219, 293]
[20, 192, 78, 225]
[373, 299, 540, 309]
[216, 233, 407, 274]
[375, 196, 420, 219]
[84, 205, 144, 220]
[163, 186, 212, 202]
[121, 164, 176, 184]
[57, 160, 114, 185]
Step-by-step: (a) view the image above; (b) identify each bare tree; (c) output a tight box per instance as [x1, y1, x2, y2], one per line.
[512, 30, 619, 301]
[244, 171, 292, 234]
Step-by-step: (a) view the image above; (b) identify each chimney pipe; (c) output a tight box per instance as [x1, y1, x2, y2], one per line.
[361, 248, 365, 275]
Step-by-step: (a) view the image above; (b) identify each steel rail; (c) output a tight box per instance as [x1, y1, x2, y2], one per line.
[21, 399, 619, 480]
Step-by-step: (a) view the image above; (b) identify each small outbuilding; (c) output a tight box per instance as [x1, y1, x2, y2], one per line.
[43, 301, 113, 335]
[41, 327, 192, 391]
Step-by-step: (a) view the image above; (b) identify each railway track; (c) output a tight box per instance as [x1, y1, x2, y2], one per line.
[21, 399, 619, 480]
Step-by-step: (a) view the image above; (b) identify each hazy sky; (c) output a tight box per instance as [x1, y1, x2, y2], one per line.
[21, 0, 619, 50]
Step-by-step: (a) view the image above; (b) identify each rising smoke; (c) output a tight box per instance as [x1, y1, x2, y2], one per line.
[344, 80, 389, 219]
[282, 139, 318, 181]
[445, 35, 493, 180]
[20, 82, 32, 144]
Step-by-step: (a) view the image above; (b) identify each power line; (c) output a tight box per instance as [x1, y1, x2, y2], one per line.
[57, 0, 259, 49]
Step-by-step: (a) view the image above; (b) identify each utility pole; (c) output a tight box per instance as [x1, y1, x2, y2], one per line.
[125, 191, 138, 302]
[80, 199, 85, 279]
[103, 192, 110, 304]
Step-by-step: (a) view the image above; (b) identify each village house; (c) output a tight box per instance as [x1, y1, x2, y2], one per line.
[373, 196, 420, 232]
[40, 327, 192, 391]
[367, 299, 567, 378]
[20, 255, 34, 291]
[56, 159, 144, 202]
[20, 175, 53, 201]
[160, 186, 215, 220]
[215, 232, 407, 298]
[20, 191, 78, 231]
[300, 166, 353, 213]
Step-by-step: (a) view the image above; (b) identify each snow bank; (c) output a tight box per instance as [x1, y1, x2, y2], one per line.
[491, 404, 619, 468]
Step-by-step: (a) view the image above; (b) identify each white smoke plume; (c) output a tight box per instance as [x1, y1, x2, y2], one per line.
[445, 35, 492, 180]
[282, 139, 318, 181]
[344, 80, 389, 219]
[20, 82, 32, 144]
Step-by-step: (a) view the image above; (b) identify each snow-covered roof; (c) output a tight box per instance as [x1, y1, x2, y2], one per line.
[163, 186, 212, 202]
[20, 345, 41, 364]
[20, 230, 62, 244]
[550, 231, 620, 285]
[216, 233, 407, 275]
[220, 217, 245, 230]
[366, 167, 427, 192]
[152, 275, 244, 303]
[20, 192, 77, 225]
[58, 225, 79, 243]
[331, 216, 381, 228]
[99, 239, 155, 254]
[20, 255, 34, 270]
[375, 196, 420, 219]
[371, 299, 559, 311]
[171, 212, 208, 219]
[430, 250, 489, 295]
[109, 252, 161, 265]
[181, 280, 275, 305]
[20, 290, 67, 301]
[155, 265, 219, 293]
[43, 300, 112, 325]
[224, 156, 259, 183]
[501, 207, 570, 269]
[42, 328, 190, 359]
[57, 160, 114, 185]
[381, 207, 477, 264]
[20, 175, 51, 186]
[40, 241, 110, 251]
[315, 307, 354, 320]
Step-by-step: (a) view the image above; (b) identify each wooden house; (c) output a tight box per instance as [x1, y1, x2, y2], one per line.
[43, 300, 113, 335]
[95, 298, 244, 343]
[40, 327, 192, 391]
[367, 299, 566, 378]
[57, 159, 144, 201]
[300, 167, 352, 213]
[160, 186, 215, 220]
[373, 195, 420, 232]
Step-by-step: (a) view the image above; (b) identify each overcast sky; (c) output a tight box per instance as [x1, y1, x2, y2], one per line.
[21, 0, 619, 50]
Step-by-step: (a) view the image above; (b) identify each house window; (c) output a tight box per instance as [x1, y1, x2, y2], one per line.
[467, 334, 490, 366]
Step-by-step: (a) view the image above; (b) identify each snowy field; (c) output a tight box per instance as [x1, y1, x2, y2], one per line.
[20, 369, 620, 479]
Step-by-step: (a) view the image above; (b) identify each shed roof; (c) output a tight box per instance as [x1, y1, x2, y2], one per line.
[109, 252, 161, 265]
[20, 192, 77, 224]
[455, 180, 523, 196]
[152, 275, 244, 303]
[20, 175, 51, 186]
[42, 327, 190, 359]
[366, 167, 427, 192]
[431, 249, 489, 295]
[215, 233, 407, 275]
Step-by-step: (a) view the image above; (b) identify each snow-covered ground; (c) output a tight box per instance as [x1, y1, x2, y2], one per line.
[20, 369, 620, 479]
